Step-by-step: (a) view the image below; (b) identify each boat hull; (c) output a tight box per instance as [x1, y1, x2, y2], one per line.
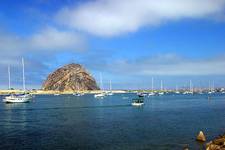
[132, 102, 144, 106]
[3, 94, 31, 103]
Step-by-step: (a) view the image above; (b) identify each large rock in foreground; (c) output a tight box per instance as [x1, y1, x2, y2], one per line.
[42, 63, 99, 91]
[206, 134, 225, 150]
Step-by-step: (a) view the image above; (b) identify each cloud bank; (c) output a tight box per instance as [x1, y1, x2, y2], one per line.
[0, 27, 84, 53]
[103, 54, 225, 76]
[56, 0, 225, 36]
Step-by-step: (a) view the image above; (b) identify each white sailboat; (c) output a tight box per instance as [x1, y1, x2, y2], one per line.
[209, 81, 215, 94]
[8, 65, 11, 90]
[158, 80, 164, 95]
[189, 80, 194, 94]
[183, 80, 193, 95]
[3, 58, 32, 103]
[94, 73, 106, 98]
[149, 77, 155, 96]
[106, 80, 113, 96]
[175, 84, 180, 94]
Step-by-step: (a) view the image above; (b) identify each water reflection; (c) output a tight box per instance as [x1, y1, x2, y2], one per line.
[2, 103, 28, 130]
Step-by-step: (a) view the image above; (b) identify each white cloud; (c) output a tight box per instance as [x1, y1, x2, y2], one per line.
[0, 27, 85, 86]
[106, 54, 225, 75]
[30, 27, 85, 50]
[0, 27, 85, 55]
[56, 0, 225, 37]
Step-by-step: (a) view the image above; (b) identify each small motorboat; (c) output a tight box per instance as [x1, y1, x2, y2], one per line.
[132, 95, 144, 106]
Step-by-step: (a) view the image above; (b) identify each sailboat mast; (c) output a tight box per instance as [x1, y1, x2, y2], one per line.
[8, 65, 11, 89]
[161, 80, 163, 91]
[151, 77, 154, 92]
[190, 80, 193, 92]
[22, 58, 25, 91]
[100, 73, 103, 90]
[109, 80, 112, 91]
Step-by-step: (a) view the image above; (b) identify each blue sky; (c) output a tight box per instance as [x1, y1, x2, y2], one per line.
[0, 0, 225, 90]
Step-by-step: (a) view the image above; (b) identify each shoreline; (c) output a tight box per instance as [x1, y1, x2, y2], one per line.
[206, 134, 225, 150]
[0, 89, 224, 95]
[0, 90, 128, 95]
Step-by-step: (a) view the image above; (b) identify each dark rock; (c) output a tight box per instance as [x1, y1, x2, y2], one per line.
[42, 63, 100, 91]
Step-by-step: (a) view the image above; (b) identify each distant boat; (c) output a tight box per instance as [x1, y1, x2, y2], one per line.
[158, 92, 164, 95]
[94, 93, 106, 98]
[175, 85, 180, 94]
[132, 95, 144, 106]
[54, 93, 60, 96]
[3, 58, 32, 103]
[158, 80, 164, 95]
[137, 93, 147, 97]
[94, 73, 105, 98]
[189, 80, 194, 94]
[73, 93, 84, 96]
[183, 80, 194, 95]
[149, 77, 155, 96]
[106, 80, 113, 96]
[208, 81, 216, 94]
[183, 91, 191, 95]
[175, 91, 180, 94]
[148, 92, 155, 96]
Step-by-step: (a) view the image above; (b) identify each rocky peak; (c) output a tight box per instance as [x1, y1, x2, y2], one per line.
[42, 63, 99, 91]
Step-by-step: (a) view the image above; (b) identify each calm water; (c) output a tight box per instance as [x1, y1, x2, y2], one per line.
[0, 93, 225, 150]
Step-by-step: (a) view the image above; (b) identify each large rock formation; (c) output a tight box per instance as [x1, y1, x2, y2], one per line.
[42, 63, 99, 91]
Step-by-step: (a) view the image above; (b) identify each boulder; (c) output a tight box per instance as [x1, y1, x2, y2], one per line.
[196, 131, 206, 142]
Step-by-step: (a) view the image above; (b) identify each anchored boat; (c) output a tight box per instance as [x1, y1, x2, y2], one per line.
[3, 94, 31, 103]
[3, 58, 32, 103]
[132, 95, 144, 106]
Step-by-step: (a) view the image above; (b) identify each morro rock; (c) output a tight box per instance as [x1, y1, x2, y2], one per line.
[42, 63, 100, 91]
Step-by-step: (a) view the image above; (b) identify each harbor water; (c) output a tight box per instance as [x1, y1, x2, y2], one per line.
[0, 93, 225, 150]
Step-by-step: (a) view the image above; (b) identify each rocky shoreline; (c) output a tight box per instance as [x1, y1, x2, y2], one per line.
[195, 131, 225, 150]
[206, 134, 225, 150]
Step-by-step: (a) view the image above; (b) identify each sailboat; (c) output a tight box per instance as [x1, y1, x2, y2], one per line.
[149, 77, 155, 96]
[158, 80, 164, 95]
[94, 73, 106, 98]
[189, 80, 194, 94]
[106, 80, 113, 96]
[175, 84, 180, 94]
[208, 81, 215, 94]
[3, 58, 32, 103]
[183, 80, 193, 95]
